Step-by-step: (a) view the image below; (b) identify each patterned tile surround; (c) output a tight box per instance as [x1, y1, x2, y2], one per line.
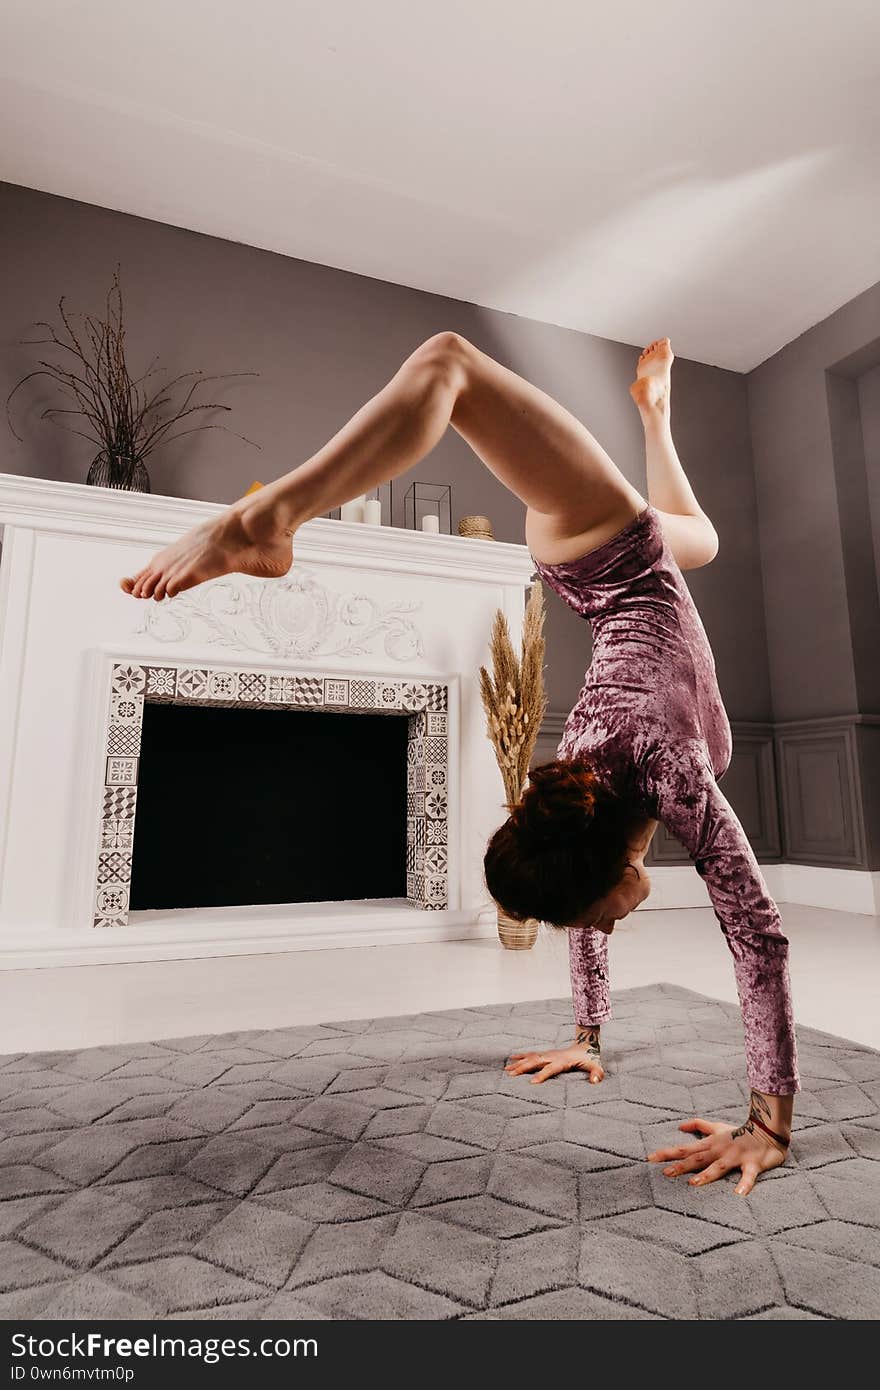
[95, 662, 450, 928]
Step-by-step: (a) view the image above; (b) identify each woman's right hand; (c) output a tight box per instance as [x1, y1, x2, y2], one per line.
[504, 1042, 605, 1085]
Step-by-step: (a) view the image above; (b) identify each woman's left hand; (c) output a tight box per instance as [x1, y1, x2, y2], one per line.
[647, 1116, 787, 1195]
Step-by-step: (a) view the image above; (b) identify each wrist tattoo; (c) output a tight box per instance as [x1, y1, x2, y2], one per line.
[732, 1091, 789, 1152]
[575, 1026, 601, 1057]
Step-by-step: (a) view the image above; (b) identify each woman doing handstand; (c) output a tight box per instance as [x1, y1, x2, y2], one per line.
[122, 332, 798, 1195]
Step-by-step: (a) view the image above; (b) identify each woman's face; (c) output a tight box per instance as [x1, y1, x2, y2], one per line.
[567, 865, 650, 935]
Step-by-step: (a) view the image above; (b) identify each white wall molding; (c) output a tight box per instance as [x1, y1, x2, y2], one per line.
[537, 708, 880, 879]
[773, 714, 880, 732]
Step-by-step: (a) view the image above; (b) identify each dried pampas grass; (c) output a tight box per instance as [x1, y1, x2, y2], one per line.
[479, 581, 548, 810]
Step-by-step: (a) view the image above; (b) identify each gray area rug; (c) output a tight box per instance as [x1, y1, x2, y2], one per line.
[1, 984, 879, 1321]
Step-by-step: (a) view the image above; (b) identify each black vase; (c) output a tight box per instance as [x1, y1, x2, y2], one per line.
[86, 452, 151, 493]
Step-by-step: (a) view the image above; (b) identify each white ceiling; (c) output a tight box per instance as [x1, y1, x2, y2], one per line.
[2, 0, 878, 370]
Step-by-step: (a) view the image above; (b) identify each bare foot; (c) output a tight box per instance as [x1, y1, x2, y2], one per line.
[629, 337, 674, 413]
[120, 497, 293, 601]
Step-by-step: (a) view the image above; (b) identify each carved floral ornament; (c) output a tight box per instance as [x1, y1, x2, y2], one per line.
[135, 566, 425, 662]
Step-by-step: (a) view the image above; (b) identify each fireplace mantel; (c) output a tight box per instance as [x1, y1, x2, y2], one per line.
[0, 472, 537, 967]
[0, 473, 536, 588]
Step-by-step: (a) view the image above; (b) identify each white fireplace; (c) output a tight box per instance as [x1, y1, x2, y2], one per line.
[0, 474, 536, 967]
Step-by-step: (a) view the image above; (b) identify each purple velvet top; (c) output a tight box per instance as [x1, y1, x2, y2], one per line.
[531, 506, 799, 1095]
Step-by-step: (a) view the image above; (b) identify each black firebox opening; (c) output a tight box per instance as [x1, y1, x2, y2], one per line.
[129, 703, 409, 911]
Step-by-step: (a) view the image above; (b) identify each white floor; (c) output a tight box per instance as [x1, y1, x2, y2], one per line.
[1, 903, 878, 1056]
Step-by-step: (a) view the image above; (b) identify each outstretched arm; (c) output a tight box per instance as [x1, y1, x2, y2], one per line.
[505, 819, 657, 1088]
[644, 739, 799, 1094]
[643, 739, 797, 1193]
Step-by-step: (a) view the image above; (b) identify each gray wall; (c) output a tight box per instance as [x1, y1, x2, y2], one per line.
[858, 362, 880, 609]
[747, 282, 880, 869]
[747, 281, 880, 721]
[0, 180, 770, 729]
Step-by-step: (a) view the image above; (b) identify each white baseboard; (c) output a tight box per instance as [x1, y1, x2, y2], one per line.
[762, 864, 880, 915]
[1, 865, 877, 970]
[0, 902, 498, 969]
[640, 865, 712, 910]
[649, 862, 880, 916]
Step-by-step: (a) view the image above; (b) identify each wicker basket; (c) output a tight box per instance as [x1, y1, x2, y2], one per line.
[458, 514, 495, 540]
[496, 910, 540, 950]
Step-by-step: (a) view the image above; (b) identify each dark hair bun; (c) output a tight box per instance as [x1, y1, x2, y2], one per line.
[509, 759, 598, 846]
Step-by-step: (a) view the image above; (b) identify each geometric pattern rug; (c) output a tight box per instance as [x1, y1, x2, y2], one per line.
[1, 984, 878, 1321]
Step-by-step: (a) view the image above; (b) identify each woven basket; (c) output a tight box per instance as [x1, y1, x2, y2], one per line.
[496, 910, 540, 950]
[458, 514, 495, 540]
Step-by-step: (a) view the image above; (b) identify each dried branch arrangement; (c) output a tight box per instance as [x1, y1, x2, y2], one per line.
[5, 265, 259, 489]
[479, 581, 549, 810]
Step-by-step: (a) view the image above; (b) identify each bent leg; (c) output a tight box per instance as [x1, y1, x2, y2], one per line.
[631, 338, 718, 570]
[447, 339, 644, 529]
[122, 331, 644, 600]
[279, 331, 643, 532]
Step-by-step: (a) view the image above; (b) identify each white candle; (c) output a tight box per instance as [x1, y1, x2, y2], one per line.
[364, 497, 382, 525]
[421, 513, 440, 533]
[340, 495, 366, 523]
